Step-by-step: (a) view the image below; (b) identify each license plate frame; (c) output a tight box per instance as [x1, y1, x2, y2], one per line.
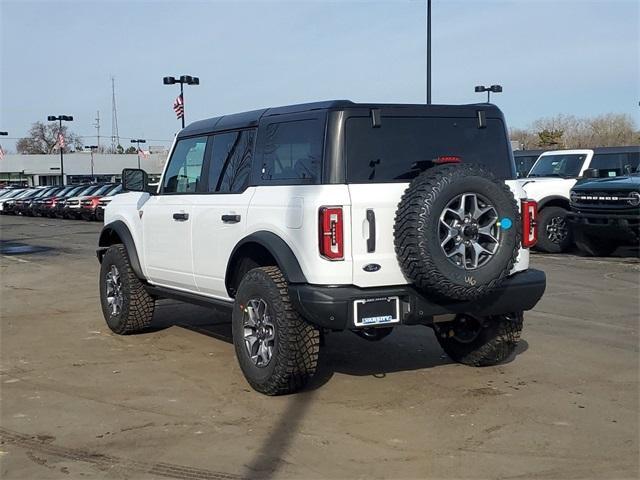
[353, 296, 401, 327]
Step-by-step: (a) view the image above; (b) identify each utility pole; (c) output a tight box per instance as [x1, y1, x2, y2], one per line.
[93, 111, 100, 151]
[111, 76, 120, 152]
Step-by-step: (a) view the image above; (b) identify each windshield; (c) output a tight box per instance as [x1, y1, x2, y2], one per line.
[75, 185, 100, 197]
[528, 154, 587, 178]
[346, 116, 513, 182]
[93, 184, 114, 196]
[1, 189, 25, 199]
[63, 185, 87, 198]
[105, 184, 122, 196]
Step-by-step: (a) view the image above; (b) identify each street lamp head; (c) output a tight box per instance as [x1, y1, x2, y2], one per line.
[0, 131, 8, 136]
[490, 85, 503, 93]
[163, 76, 176, 85]
[189, 77, 200, 85]
[474, 85, 487, 93]
[180, 75, 192, 84]
[131, 139, 146, 144]
[62, 115, 73, 121]
[47, 115, 58, 121]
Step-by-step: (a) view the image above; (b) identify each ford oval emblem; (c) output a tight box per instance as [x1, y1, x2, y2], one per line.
[363, 263, 381, 272]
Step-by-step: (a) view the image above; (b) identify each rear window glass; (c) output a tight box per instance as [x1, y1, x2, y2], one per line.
[346, 116, 513, 182]
[259, 120, 322, 183]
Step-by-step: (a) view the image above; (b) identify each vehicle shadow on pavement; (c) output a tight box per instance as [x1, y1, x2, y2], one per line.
[149, 300, 529, 391]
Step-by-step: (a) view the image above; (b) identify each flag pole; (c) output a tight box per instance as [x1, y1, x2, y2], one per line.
[180, 82, 185, 129]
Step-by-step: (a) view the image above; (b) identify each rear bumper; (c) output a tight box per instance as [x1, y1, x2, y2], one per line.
[288, 269, 546, 330]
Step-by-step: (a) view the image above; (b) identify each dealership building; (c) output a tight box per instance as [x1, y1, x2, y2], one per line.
[0, 151, 168, 186]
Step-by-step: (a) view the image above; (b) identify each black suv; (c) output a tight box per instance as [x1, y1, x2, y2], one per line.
[569, 174, 640, 256]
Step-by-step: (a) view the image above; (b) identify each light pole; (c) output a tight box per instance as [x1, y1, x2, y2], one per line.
[85, 145, 98, 182]
[163, 75, 199, 128]
[426, 0, 432, 104]
[131, 139, 146, 169]
[474, 85, 503, 103]
[47, 115, 73, 185]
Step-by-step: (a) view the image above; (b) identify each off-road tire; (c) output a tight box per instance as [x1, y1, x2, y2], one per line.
[535, 206, 572, 253]
[574, 230, 618, 257]
[394, 164, 520, 301]
[435, 313, 523, 366]
[99, 244, 154, 334]
[232, 266, 320, 395]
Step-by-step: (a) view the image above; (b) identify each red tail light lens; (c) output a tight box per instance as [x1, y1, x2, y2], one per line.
[521, 199, 538, 248]
[319, 207, 344, 260]
[434, 155, 462, 164]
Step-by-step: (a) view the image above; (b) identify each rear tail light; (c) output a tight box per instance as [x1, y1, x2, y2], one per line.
[434, 155, 462, 164]
[319, 206, 344, 260]
[521, 199, 538, 248]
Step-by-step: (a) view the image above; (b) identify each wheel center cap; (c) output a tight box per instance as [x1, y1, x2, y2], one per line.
[462, 224, 478, 239]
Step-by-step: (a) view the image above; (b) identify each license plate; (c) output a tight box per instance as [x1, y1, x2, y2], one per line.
[353, 296, 400, 327]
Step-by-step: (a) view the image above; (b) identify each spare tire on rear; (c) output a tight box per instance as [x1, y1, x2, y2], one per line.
[394, 164, 520, 301]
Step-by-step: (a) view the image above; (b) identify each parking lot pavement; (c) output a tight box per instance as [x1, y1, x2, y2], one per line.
[0, 215, 638, 480]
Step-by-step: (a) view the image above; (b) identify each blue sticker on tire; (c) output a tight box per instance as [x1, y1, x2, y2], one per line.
[499, 217, 512, 230]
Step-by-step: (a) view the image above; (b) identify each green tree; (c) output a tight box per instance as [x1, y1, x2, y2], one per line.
[537, 128, 564, 148]
[125, 146, 137, 154]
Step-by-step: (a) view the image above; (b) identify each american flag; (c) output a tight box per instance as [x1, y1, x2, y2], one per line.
[173, 93, 184, 119]
[0, 145, 4, 161]
[138, 148, 149, 159]
[57, 132, 65, 149]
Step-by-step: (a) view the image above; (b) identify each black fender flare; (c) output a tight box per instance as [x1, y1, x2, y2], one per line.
[537, 195, 570, 210]
[97, 220, 145, 280]
[226, 231, 307, 293]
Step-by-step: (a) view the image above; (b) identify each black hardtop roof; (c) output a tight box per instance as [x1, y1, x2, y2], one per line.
[178, 100, 504, 138]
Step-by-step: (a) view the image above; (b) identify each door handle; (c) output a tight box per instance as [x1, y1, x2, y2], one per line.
[366, 209, 376, 252]
[173, 212, 189, 221]
[221, 214, 241, 223]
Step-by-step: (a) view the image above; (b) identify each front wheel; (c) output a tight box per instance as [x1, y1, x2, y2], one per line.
[434, 313, 523, 366]
[99, 244, 155, 334]
[232, 266, 320, 395]
[535, 207, 572, 253]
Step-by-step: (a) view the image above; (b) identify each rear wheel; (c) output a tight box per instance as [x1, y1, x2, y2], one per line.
[434, 313, 523, 366]
[232, 266, 320, 395]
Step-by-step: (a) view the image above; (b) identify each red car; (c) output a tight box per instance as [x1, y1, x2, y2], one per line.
[79, 184, 122, 221]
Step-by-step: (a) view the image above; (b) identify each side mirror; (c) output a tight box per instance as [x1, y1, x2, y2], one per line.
[122, 168, 148, 192]
[582, 168, 599, 179]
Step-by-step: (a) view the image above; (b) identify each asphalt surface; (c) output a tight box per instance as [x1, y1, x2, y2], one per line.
[1, 215, 638, 479]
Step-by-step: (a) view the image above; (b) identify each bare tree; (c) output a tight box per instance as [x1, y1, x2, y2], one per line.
[16, 122, 83, 154]
[511, 113, 639, 149]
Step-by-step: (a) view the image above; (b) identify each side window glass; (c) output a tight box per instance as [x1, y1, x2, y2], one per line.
[162, 136, 207, 193]
[208, 129, 255, 193]
[260, 120, 322, 183]
[590, 153, 627, 177]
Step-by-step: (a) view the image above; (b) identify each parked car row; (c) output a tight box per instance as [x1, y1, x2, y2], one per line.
[0, 183, 123, 221]
[516, 146, 640, 256]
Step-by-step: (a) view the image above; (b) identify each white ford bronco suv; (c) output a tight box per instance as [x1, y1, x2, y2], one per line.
[97, 101, 546, 395]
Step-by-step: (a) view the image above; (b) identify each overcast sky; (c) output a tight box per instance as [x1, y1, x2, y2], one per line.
[1, 0, 638, 151]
